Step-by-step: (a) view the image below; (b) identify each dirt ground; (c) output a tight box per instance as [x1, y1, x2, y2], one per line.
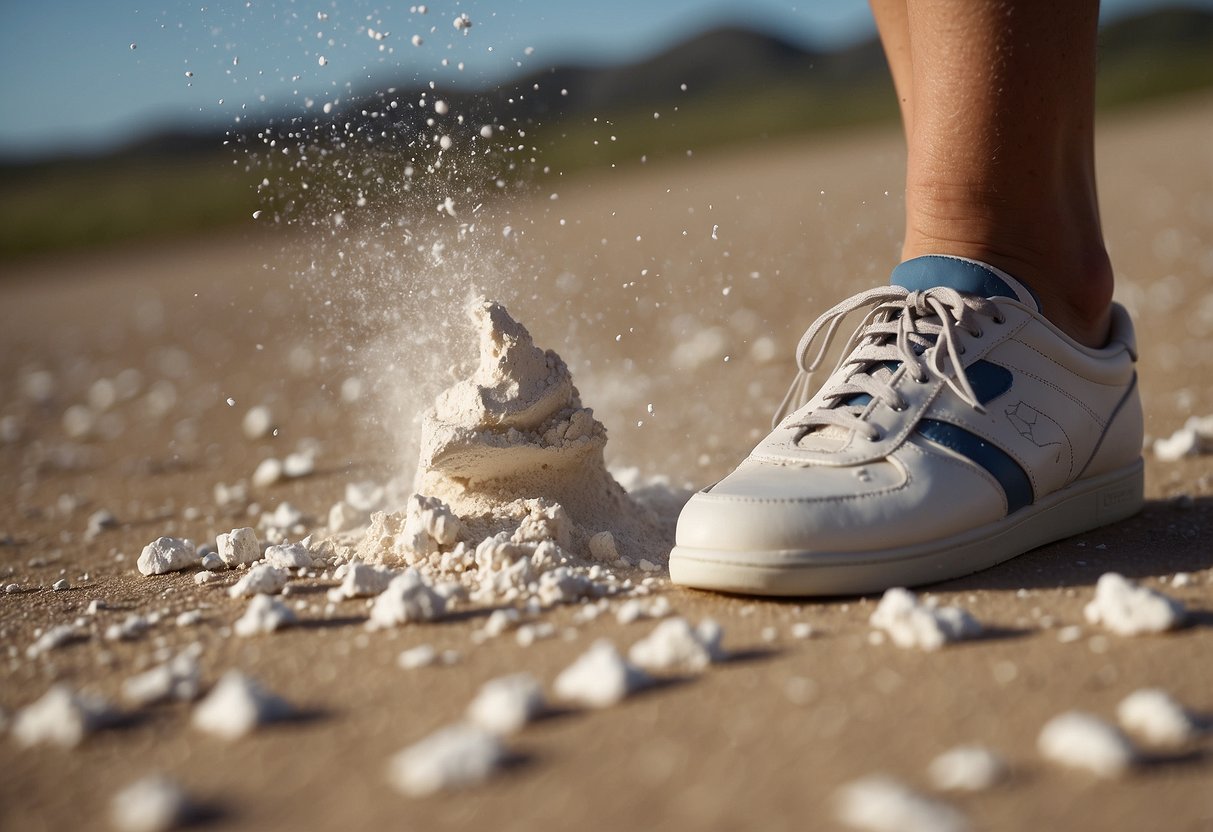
[2, 93, 1212, 832]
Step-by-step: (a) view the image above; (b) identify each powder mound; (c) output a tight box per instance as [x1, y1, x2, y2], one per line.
[1116, 688, 1198, 746]
[927, 745, 1008, 792]
[13, 685, 117, 748]
[869, 588, 981, 651]
[191, 671, 294, 740]
[413, 298, 668, 563]
[627, 617, 725, 672]
[834, 775, 968, 832]
[1037, 711, 1134, 777]
[554, 639, 651, 708]
[1083, 572, 1185, 636]
[387, 724, 505, 796]
[110, 775, 191, 832]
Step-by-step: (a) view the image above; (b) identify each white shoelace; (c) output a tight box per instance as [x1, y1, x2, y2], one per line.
[772, 286, 1004, 439]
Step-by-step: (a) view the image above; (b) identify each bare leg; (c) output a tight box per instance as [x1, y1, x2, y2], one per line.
[871, 0, 1113, 347]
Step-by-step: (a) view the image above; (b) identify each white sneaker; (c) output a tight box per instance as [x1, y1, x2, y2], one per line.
[670, 255, 1143, 596]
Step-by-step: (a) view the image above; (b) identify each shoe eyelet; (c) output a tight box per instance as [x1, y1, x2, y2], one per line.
[867, 430, 883, 442]
[993, 314, 1006, 325]
[957, 346, 966, 355]
[970, 328, 983, 339]
[891, 399, 908, 412]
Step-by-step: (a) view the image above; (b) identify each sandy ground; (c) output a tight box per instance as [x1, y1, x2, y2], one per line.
[2, 93, 1212, 831]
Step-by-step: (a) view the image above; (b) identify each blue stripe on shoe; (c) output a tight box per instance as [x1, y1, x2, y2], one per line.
[891, 255, 1018, 299]
[966, 360, 1014, 405]
[916, 419, 1034, 514]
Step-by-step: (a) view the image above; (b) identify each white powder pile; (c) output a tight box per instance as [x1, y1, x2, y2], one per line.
[216, 527, 260, 567]
[123, 651, 202, 706]
[192, 671, 293, 740]
[927, 745, 1008, 791]
[263, 540, 313, 569]
[387, 724, 505, 796]
[1152, 414, 1213, 461]
[13, 685, 115, 748]
[554, 639, 650, 708]
[234, 594, 298, 636]
[137, 537, 199, 576]
[228, 564, 290, 598]
[1037, 711, 1134, 777]
[329, 562, 396, 601]
[627, 617, 724, 672]
[110, 775, 190, 832]
[615, 595, 672, 625]
[1116, 688, 1197, 746]
[368, 569, 449, 628]
[834, 775, 968, 832]
[1083, 573, 1186, 636]
[349, 300, 677, 609]
[466, 673, 546, 734]
[869, 588, 981, 650]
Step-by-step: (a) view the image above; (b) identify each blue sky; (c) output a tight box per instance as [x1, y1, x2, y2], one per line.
[0, 0, 1202, 160]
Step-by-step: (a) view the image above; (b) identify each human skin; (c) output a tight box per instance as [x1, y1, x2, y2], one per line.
[869, 0, 1113, 347]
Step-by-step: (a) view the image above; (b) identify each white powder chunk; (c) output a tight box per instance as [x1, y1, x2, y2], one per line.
[137, 537, 199, 576]
[263, 540, 313, 569]
[110, 775, 189, 832]
[870, 588, 981, 650]
[191, 671, 293, 740]
[331, 562, 396, 600]
[216, 527, 260, 568]
[388, 724, 503, 796]
[13, 685, 115, 748]
[398, 644, 438, 669]
[345, 481, 385, 512]
[482, 607, 521, 637]
[328, 501, 367, 533]
[1117, 688, 1197, 746]
[282, 450, 315, 478]
[628, 617, 723, 672]
[588, 531, 619, 562]
[554, 639, 650, 708]
[123, 652, 201, 706]
[835, 775, 968, 832]
[1083, 573, 1185, 636]
[466, 673, 545, 734]
[927, 745, 1008, 791]
[251, 457, 283, 488]
[242, 405, 274, 440]
[234, 594, 297, 636]
[26, 623, 84, 659]
[368, 569, 448, 627]
[228, 564, 289, 598]
[790, 622, 814, 639]
[1038, 711, 1134, 777]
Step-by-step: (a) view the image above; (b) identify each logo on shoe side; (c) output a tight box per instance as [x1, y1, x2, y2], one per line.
[1005, 401, 1072, 472]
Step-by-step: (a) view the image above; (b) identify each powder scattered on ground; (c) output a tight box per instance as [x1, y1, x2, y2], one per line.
[387, 724, 505, 796]
[137, 537, 199, 576]
[1083, 573, 1185, 636]
[466, 673, 546, 734]
[1037, 711, 1134, 777]
[110, 775, 191, 832]
[234, 594, 298, 636]
[554, 639, 650, 708]
[869, 588, 981, 650]
[13, 685, 116, 748]
[627, 617, 724, 672]
[1116, 688, 1197, 746]
[367, 569, 449, 627]
[834, 775, 968, 832]
[927, 745, 1008, 791]
[192, 671, 294, 740]
[123, 651, 202, 706]
[228, 564, 290, 598]
[216, 528, 261, 568]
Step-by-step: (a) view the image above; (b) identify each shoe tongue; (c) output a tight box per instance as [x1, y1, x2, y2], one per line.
[890, 255, 1040, 311]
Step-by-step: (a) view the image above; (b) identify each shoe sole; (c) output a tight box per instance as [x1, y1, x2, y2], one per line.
[668, 459, 1144, 597]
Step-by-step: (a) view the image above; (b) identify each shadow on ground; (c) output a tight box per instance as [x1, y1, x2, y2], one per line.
[940, 496, 1213, 592]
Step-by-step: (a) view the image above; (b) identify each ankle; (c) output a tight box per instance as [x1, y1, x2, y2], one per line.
[902, 184, 1115, 347]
